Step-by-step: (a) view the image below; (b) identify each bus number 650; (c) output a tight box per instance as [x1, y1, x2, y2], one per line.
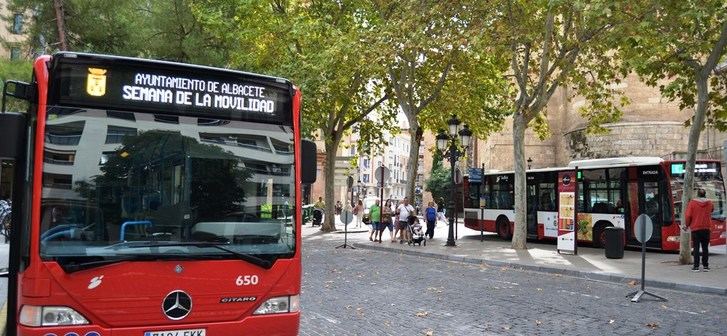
[236, 275, 259, 286]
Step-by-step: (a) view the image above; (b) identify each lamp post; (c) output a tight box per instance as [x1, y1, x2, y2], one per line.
[527, 157, 533, 170]
[436, 115, 472, 247]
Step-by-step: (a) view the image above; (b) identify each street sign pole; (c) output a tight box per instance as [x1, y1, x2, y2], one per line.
[336, 177, 356, 249]
[628, 214, 666, 302]
[335, 209, 355, 249]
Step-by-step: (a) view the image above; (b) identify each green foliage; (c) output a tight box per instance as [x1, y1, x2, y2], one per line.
[0, 59, 32, 112]
[424, 154, 451, 207]
[492, 0, 631, 127]
[8, 0, 227, 66]
[365, 0, 512, 138]
[620, 0, 727, 129]
[192, 1, 398, 139]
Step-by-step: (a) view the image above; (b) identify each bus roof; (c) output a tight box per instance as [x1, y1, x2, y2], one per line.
[567, 156, 663, 168]
[53, 52, 293, 87]
[467, 156, 721, 183]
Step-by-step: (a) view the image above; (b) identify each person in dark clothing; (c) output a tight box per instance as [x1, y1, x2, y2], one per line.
[425, 201, 437, 239]
[685, 188, 713, 272]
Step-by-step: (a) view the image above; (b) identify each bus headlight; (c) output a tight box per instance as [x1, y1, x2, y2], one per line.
[666, 236, 680, 242]
[253, 295, 300, 315]
[19, 305, 89, 326]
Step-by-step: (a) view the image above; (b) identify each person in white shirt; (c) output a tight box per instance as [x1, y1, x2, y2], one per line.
[396, 197, 415, 243]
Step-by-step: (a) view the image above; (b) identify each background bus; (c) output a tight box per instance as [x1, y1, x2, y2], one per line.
[0, 52, 316, 335]
[462, 157, 726, 251]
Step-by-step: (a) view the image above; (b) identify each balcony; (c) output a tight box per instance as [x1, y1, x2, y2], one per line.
[45, 134, 81, 146]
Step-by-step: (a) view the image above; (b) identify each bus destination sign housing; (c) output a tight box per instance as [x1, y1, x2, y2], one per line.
[48, 53, 294, 125]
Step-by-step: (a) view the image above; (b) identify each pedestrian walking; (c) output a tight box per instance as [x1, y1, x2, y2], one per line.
[335, 201, 343, 215]
[685, 188, 713, 272]
[314, 197, 325, 210]
[425, 201, 437, 239]
[396, 197, 415, 243]
[354, 200, 364, 228]
[369, 200, 382, 242]
[382, 199, 395, 242]
[392, 200, 402, 241]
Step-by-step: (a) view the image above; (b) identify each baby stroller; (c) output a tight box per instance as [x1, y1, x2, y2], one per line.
[312, 208, 323, 227]
[407, 216, 426, 246]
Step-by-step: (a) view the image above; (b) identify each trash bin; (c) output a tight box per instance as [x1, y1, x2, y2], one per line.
[604, 226, 624, 259]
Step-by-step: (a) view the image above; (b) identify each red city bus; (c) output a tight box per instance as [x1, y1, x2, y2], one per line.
[0, 52, 316, 335]
[462, 157, 726, 251]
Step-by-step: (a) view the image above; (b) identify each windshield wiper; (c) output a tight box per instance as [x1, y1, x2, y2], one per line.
[55, 254, 202, 273]
[55, 255, 144, 273]
[109, 241, 273, 269]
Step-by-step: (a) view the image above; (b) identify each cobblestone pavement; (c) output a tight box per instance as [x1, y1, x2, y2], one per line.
[300, 234, 727, 336]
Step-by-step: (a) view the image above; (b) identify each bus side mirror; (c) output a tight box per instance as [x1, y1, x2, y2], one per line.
[0, 112, 28, 160]
[2, 80, 33, 113]
[301, 140, 317, 184]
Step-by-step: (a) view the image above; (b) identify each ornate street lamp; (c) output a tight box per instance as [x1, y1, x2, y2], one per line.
[527, 157, 533, 170]
[436, 115, 472, 247]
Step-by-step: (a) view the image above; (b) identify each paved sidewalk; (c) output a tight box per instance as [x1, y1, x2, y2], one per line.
[303, 219, 727, 296]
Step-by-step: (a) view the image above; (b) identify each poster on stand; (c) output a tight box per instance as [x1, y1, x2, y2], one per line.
[557, 171, 577, 254]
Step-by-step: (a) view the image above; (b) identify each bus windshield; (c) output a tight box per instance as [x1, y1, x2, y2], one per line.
[40, 107, 296, 262]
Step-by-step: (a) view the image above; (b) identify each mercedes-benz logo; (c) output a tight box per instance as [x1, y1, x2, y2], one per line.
[162, 290, 192, 320]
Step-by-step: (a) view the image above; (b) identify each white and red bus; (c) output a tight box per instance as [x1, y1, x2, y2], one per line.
[0, 52, 316, 335]
[462, 157, 726, 251]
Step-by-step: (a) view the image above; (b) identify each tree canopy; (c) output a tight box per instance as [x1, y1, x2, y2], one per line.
[362, 0, 512, 201]
[192, 0, 399, 231]
[619, 0, 727, 263]
[8, 0, 228, 65]
[487, 0, 633, 249]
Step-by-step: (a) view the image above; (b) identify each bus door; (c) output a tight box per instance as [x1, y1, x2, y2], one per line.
[636, 166, 663, 247]
[526, 174, 538, 238]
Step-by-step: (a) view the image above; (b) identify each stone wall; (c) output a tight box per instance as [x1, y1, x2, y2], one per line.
[481, 74, 727, 171]
[566, 122, 688, 160]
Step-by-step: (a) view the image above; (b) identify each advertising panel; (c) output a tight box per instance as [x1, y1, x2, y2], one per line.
[557, 171, 577, 253]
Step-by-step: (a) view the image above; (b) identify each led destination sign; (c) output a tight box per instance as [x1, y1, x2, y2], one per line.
[49, 54, 293, 124]
[671, 162, 720, 175]
[121, 73, 276, 113]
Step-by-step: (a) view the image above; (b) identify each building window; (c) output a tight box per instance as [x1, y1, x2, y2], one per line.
[154, 115, 179, 124]
[105, 126, 137, 144]
[363, 174, 370, 183]
[99, 151, 118, 165]
[45, 122, 85, 146]
[42, 173, 73, 190]
[44, 150, 75, 165]
[10, 47, 21, 60]
[107, 111, 136, 121]
[12, 14, 22, 34]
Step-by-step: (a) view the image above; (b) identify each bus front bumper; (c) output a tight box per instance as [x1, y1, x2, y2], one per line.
[17, 312, 300, 336]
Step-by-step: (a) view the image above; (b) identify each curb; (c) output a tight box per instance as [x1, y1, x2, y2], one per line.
[352, 243, 727, 296]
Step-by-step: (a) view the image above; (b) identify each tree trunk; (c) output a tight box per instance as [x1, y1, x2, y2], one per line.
[678, 73, 710, 264]
[53, 0, 68, 51]
[511, 112, 527, 249]
[321, 138, 341, 232]
[405, 125, 423, 204]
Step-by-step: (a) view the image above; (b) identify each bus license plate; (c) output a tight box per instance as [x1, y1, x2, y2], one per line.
[144, 329, 205, 336]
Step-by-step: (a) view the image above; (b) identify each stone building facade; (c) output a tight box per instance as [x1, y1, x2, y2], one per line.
[475, 74, 727, 172]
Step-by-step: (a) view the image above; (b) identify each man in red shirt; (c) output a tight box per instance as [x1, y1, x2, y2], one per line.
[684, 188, 713, 272]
